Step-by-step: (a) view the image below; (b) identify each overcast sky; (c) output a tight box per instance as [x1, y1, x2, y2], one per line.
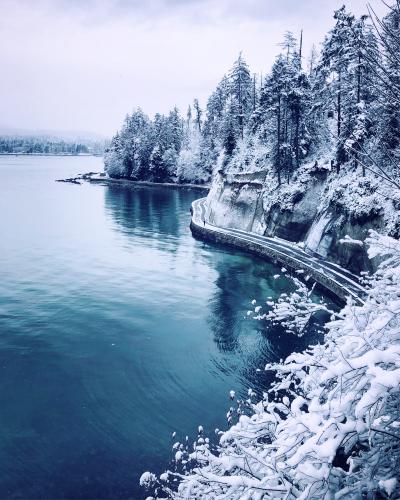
[0, 0, 384, 137]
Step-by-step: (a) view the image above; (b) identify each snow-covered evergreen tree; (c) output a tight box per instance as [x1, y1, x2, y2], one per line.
[378, 5, 400, 152]
[104, 132, 125, 177]
[104, 3, 399, 193]
[257, 36, 311, 184]
[228, 53, 252, 141]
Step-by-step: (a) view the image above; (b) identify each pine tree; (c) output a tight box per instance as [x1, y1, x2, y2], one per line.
[149, 144, 166, 182]
[119, 108, 153, 179]
[258, 35, 311, 184]
[228, 53, 252, 140]
[104, 132, 125, 178]
[260, 54, 288, 184]
[203, 75, 230, 150]
[320, 6, 357, 168]
[379, 5, 400, 151]
[279, 31, 297, 62]
[167, 107, 184, 154]
[193, 99, 202, 133]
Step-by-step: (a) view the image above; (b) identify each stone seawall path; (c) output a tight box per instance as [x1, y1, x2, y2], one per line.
[191, 197, 366, 305]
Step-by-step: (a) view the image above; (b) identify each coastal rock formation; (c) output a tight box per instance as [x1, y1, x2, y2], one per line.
[205, 162, 398, 274]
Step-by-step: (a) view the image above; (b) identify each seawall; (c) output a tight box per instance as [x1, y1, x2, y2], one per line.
[191, 199, 366, 305]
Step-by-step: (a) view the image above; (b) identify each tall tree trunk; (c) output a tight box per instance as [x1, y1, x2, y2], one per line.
[295, 104, 300, 168]
[277, 95, 282, 185]
[252, 73, 256, 111]
[356, 51, 364, 175]
[238, 67, 243, 140]
[337, 70, 342, 172]
[299, 29, 303, 68]
[284, 96, 289, 181]
[337, 71, 342, 138]
[357, 52, 362, 104]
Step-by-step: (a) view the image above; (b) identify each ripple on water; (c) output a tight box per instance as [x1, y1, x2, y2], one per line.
[0, 157, 332, 499]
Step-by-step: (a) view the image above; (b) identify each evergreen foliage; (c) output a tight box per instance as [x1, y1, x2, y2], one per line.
[105, 3, 400, 193]
[133, 3, 400, 498]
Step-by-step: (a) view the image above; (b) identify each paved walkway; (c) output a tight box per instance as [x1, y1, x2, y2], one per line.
[191, 198, 366, 305]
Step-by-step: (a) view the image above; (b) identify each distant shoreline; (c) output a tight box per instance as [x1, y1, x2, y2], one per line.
[0, 153, 103, 157]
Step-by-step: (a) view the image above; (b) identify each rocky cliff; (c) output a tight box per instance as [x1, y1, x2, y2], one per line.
[205, 161, 399, 274]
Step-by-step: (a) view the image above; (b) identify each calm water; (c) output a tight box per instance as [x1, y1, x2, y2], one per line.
[0, 156, 329, 499]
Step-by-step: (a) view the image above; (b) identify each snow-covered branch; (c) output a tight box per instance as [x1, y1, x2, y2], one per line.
[252, 277, 333, 337]
[144, 231, 400, 499]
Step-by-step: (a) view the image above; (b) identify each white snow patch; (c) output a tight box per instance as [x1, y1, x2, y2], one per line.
[379, 478, 397, 496]
[139, 472, 156, 488]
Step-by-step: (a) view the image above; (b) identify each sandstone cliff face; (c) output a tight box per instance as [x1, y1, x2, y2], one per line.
[205, 167, 395, 274]
[206, 171, 266, 234]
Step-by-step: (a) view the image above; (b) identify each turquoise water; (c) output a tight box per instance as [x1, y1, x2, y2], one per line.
[0, 156, 328, 499]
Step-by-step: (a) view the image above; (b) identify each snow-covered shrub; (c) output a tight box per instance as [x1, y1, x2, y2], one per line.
[253, 278, 333, 336]
[327, 170, 385, 222]
[103, 149, 125, 178]
[148, 231, 400, 499]
[162, 148, 179, 179]
[175, 129, 211, 184]
[176, 147, 201, 183]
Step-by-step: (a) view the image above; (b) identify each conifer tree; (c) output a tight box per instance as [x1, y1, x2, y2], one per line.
[193, 99, 202, 133]
[228, 53, 252, 140]
[379, 5, 400, 150]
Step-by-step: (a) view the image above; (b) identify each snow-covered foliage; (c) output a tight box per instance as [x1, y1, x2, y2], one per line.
[103, 148, 125, 178]
[105, 2, 400, 214]
[175, 126, 210, 184]
[143, 231, 400, 498]
[134, 4, 400, 497]
[103, 53, 253, 184]
[252, 278, 332, 336]
[139, 472, 157, 489]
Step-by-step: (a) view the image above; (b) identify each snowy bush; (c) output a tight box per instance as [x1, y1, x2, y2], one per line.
[147, 231, 400, 498]
[103, 149, 125, 178]
[253, 278, 333, 336]
[176, 145, 201, 183]
[175, 127, 213, 184]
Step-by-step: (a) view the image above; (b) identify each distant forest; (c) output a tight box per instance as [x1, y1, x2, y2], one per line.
[0, 136, 107, 155]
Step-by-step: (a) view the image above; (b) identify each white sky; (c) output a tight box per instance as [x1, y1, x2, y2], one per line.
[0, 0, 385, 137]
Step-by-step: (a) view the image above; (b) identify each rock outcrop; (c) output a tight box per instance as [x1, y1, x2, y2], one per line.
[205, 165, 398, 274]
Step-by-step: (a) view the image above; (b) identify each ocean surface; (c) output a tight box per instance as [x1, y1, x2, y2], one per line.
[0, 156, 330, 499]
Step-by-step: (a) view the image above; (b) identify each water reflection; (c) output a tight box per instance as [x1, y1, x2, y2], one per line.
[104, 184, 200, 239]
[206, 257, 329, 395]
[104, 183, 329, 398]
[207, 258, 289, 353]
[0, 165, 334, 500]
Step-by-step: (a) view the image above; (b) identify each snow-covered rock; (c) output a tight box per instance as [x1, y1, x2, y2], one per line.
[205, 156, 399, 274]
